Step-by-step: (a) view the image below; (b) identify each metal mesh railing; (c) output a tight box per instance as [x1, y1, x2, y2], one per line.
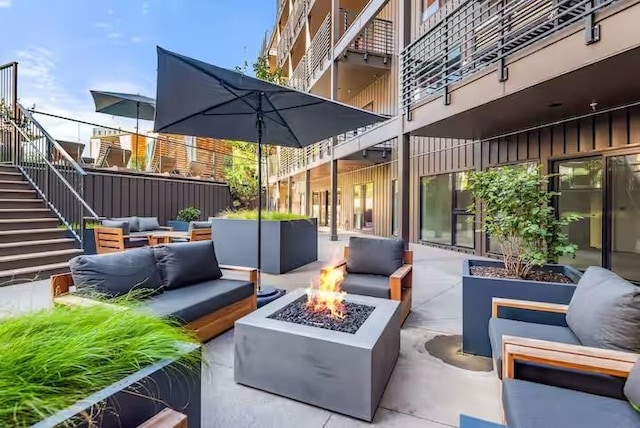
[401, 0, 618, 109]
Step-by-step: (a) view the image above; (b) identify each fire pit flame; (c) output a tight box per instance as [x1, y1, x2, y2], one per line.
[306, 266, 346, 320]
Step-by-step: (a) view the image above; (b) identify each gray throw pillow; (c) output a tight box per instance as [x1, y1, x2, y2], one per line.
[189, 221, 212, 230]
[566, 266, 640, 352]
[153, 240, 223, 289]
[138, 216, 161, 231]
[112, 216, 140, 232]
[346, 236, 404, 277]
[624, 360, 640, 412]
[102, 219, 130, 236]
[70, 248, 163, 297]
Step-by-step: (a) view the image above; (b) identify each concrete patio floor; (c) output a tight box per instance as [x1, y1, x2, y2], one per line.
[0, 232, 503, 427]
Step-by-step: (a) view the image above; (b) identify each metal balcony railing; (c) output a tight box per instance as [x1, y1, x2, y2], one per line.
[277, 0, 287, 19]
[308, 13, 332, 81]
[289, 56, 308, 91]
[401, 0, 618, 109]
[340, 9, 393, 58]
[277, 0, 307, 67]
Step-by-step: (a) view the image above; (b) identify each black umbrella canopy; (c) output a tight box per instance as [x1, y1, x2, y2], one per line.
[153, 47, 388, 147]
[90, 90, 156, 121]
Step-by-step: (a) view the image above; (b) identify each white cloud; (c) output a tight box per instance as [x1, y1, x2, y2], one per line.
[142, 1, 150, 15]
[0, 0, 12, 8]
[107, 8, 114, 15]
[106, 32, 123, 39]
[130, 36, 143, 44]
[94, 22, 112, 29]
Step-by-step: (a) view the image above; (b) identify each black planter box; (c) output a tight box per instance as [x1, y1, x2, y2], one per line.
[462, 259, 582, 357]
[65, 229, 96, 255]
[167, 220, 190, 232]
[34, 344, 202, 428]
[210, 217, 318, 274]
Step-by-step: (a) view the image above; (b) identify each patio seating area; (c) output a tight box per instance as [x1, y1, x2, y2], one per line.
[0, 231, 503, 427]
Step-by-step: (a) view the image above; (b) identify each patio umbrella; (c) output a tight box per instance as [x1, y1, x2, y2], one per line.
[153, 46, 387, 292]
[90, 90, 156, 167]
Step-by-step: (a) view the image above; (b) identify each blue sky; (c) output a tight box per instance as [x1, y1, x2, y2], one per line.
[0, 0, 275, 140]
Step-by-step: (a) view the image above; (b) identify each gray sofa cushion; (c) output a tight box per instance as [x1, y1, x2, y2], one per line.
[189, 221, 211, 230]
[567, 266, 640, 352]
[138, 216, 161, 232]
[144, 278, 253, 324]
[489, 317, 579, 378]
[341, 273, 390, 299]
[624, 361, 640, 411]
[112, 216, 140, 232]
[154, 241, 223, 289]
[69, 248, 163, 297]
[503, 379, 639, 428]
[346, 237, 404, 277]
[102, 219, 130, 235]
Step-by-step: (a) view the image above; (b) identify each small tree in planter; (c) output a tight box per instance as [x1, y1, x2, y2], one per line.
[169, 207, 202, 232]
[467, 165, 581, 279]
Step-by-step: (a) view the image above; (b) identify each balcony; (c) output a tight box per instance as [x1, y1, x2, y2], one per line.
[400, 0, 636, 139]
[340, 8, 393, 59]
[277, 0, 308, 67]
[287, 12, 331, 92]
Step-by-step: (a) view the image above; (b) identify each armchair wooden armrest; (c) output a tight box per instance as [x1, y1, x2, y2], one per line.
[137, 408, 187, 428]
[492, 297, 569, 318]
[502, 335, 639, 380]
[320, 259, 347, 275]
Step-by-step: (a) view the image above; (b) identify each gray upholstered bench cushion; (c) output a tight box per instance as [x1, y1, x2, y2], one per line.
[144, 278, 253, 324]
[341, 273, 390, 299]
[346, 236, 404, 277]
[489, 317, 579, 378]
[503, 379, 639, 428]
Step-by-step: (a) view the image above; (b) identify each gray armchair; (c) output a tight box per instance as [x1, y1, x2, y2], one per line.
[321, 236, 413, 324]
[501, 336, 640, 428]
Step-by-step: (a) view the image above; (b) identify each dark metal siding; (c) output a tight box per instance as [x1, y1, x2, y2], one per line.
[84, 169, 232, 224]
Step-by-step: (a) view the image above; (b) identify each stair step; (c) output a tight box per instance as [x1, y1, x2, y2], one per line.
[0, 228, 68, 243]
[0, 171, 23, 178]
[0, 199, 45, 209]
[0, 189, 37, 199]
[0, 180, 31, 190]
[0, 238, 77, 256]
[0, 218, 59, 231]
[0, 262, 71, 285]
[0, 209, 53, 219]
[0, 248, 82, 272]
[0, 165, 18, 173]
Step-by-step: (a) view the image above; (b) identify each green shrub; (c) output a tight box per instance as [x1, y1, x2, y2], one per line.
[176, 206, 201, 222]
[57, 222, 101, 230]
[0, 302, 199, 427]
[467, 165, 581, 278]
[219, 209, 308, 221]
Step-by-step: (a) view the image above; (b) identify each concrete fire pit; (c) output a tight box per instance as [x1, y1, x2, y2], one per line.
[234, 288, 401, 421]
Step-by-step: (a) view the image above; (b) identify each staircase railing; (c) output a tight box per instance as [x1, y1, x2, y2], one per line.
[7, 105, 100, 247]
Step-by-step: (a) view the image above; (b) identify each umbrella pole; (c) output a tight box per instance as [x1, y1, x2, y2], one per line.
[257, 122, 263, 290]
[136, 102, 140, 170]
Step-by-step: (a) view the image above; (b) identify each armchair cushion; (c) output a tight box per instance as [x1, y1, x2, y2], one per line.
[503, 379, 639, 428]
[69, 248, 163, 297]
[189, 221, 212, 230]
[101, 219, 130, 235]
[346, 237, 404, 277]
[567, 266, 640, 352]
[489, 318, 579, 378]
[624, 361, 640, 412]
[341, 273, 390, 299]
[138, 216, 161, 232]
[111, 216, 140, 232]
[154, 241, 223, 289]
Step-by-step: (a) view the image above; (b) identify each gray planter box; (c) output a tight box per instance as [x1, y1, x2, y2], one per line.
[462, 259, 582, 357]
[210, 217, 318, 274]
[234, 288, 400, 421]
[34, 344, 202, 428]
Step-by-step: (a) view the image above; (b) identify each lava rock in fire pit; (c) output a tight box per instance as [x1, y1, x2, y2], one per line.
[268, 297, 375, 334]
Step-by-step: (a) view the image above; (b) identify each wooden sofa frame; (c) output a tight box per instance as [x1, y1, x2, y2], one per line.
[51, 265, 258, 342]
[322, 246, 413, 324]
[94, 226, 174, 254]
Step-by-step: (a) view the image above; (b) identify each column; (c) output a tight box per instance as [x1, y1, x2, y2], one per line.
[287, 176, 293, 213]
[305, 168, 311, 216]
[330, 158, 339, 241]
[398, 133, 410, 248]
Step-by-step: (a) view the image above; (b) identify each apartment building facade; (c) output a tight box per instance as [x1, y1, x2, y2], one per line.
[266, 0, 640, 282]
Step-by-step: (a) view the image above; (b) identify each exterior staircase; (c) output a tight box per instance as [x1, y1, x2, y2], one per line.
[0, 165, 82, 285]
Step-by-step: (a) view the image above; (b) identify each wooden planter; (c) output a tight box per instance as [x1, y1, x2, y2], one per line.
[210, 217, 318, 274]
[462, 259, 582, 357]
[34, 344, 202, 428]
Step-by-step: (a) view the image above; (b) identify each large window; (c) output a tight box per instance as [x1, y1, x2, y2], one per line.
[420, 172, 474, 248]
[353, 183, 374, 230]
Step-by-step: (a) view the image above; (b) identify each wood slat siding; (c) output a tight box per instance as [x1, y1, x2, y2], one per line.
[84, 169, 232, 225]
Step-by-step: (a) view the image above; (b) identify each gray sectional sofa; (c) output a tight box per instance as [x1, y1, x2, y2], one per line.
[490, 266, 640, 427]
[50, 240, 257, 342]
[102, 216, 171, 247]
